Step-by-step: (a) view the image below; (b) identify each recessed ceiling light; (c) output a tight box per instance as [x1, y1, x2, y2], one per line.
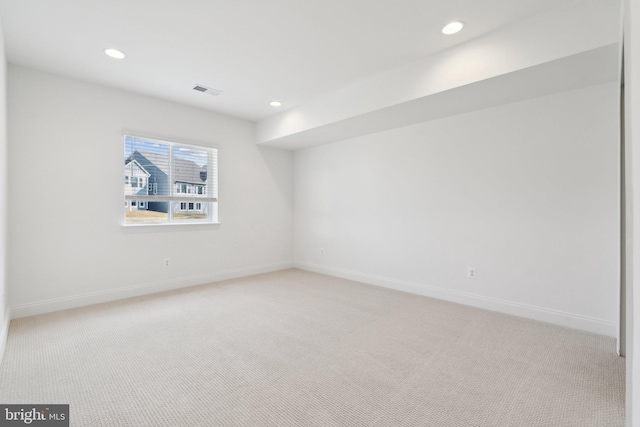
[442, 21, 464, 35]
[270, 101, 282, 107]
[104, 48, 126, 59]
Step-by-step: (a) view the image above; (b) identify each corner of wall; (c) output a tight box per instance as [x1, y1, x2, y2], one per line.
[624, 0, 639, 425]
[0, 12, 9, 367]
[0, 308, 9, 366]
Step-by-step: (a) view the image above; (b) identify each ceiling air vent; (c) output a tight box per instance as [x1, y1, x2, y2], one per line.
[193, 84, 222, 96]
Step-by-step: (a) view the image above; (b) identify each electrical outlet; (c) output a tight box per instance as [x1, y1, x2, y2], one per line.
[164, 258, 171, 267]
[467, 267, 476, 279]
[320, 248, 325, 256]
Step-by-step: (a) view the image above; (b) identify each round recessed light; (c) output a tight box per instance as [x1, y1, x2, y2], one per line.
[104, 48, 126, 59]
[442, 21, 464, 35]
[270, 101, 282, 107]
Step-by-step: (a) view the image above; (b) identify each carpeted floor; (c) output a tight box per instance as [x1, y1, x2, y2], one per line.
[0, 269, 625, 426]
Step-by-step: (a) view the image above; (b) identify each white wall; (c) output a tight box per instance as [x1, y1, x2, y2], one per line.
[625, 0, 640, 424]
[0, 17, 7, 363]
[294, 82, 619, 336]
[8, 65, 293, 316]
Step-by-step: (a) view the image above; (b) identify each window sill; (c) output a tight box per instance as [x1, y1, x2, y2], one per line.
[121, 222, 220, 233]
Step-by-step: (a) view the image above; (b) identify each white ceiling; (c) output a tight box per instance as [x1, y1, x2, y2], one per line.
[0, 0, 573, 122]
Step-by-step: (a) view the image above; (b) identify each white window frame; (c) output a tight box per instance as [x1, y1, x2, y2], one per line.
[123, 134, 218, 226]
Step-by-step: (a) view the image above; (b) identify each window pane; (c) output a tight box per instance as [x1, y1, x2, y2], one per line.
[124, 137, 170, 198]
[173, 146, 208, 198]
[124, 136, 217, 225]
[172, 202, 211, 222]
[125, 209, 169, 224]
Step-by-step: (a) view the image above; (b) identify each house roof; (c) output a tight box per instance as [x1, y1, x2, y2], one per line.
[124, 159, 151, 177]
[128, 150, 169, 176]
[126, 150, 206, 184]
[174, 158, 207, 184]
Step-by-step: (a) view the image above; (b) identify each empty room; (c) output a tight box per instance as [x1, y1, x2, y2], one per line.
[0, 0, 639, 426]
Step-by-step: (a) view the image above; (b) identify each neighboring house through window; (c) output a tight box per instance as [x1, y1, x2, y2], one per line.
[123, 135, 218, 224]
[124, 160, 150, 211]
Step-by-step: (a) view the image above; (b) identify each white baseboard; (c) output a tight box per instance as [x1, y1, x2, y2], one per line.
[10, 262, 294, 319]
[295, 261, 616, 337]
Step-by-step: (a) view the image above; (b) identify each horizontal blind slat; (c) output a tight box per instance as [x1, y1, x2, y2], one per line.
[125, 195, 217, 202]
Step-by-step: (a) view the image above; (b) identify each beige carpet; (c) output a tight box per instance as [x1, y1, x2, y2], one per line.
[0, 269, 625, 426]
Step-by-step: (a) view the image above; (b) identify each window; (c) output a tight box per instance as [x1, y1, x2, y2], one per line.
[123, 135, 218, 225]
[147, 182, 158, 195]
